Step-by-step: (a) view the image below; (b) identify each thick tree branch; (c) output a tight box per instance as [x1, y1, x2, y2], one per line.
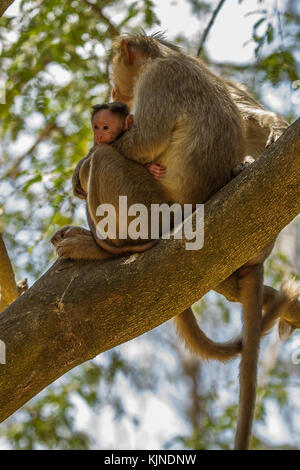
[0, 118, 299, 423]
[0, 0, 15, 17]
[0, 234, 18, 311]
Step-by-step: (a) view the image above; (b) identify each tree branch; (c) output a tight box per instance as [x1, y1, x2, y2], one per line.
[3, 122, 58, 179]
[0, 118, 299, 423]
[0, 233, 18, 311]
[0, 0, 15, 17]
[197, 0, 227, 57]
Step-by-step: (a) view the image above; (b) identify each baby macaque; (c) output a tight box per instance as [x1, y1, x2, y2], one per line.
[91, 102, 165, 179]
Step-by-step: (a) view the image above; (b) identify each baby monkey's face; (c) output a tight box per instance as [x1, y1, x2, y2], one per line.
[92, 109, 132, 144]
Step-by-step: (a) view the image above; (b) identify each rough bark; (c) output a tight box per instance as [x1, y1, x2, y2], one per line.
[0, 118, 299, 423]
[0, 0, 15, 17]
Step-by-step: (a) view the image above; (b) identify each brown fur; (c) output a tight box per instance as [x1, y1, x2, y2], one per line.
[51, 33, 292, 449]
[225, 79, 289, 156]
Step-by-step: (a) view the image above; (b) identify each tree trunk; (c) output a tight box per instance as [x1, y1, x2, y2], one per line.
[0, 118, 299, 423]
[0, 0, 16, 17]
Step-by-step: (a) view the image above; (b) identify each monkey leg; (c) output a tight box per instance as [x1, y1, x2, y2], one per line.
[55, 231, 112, 260]
[234, 264, 263, 450]
[216, 273, 276, 311]
[86, 144, 166, 251]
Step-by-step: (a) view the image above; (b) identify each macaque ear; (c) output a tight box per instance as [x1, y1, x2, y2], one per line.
[124, 114, 134, 130]
[121, 39, 136, 65]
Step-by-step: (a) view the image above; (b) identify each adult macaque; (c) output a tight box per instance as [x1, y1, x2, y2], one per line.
[51, 33, 294, 450]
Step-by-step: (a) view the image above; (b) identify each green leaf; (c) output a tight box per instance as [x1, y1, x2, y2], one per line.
[23, 174, 42, 191]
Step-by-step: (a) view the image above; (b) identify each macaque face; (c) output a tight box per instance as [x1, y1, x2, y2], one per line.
[92, 109, 130, 144]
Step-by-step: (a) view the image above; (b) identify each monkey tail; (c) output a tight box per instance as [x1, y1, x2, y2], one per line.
[173, 308, 242, 362]
[174, 279, 300, 365]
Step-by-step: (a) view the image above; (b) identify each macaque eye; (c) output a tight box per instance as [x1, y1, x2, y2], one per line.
[94, 125, 99, 130]
[103, 126, 109, 130]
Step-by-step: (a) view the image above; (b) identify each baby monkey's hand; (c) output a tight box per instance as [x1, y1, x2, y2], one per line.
[146, 162, 166, 179]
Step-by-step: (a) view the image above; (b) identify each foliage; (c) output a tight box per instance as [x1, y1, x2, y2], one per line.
[247, 0, 299, 85]
[0, 348, 162, 450]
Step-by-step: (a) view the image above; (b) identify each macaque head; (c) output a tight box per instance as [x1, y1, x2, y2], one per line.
[112, 34, 172, 108]
[91, 102, 133, 144]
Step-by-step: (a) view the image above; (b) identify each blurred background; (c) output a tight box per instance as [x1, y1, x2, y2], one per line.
[0, 0, 299, 450]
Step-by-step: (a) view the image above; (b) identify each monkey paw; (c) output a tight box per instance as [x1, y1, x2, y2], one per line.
[17, 278, 28, 295]
[232, 156, 254, 177]
[56, 235, 87, 259]
[266, 127, 287, 148]
[55, 233, 111, 260]
[51, 226, 90, 247]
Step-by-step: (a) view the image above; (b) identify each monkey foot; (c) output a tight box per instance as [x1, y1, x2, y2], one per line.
[51, 226, 91, 247]
[55, 232, 111, 260]
[232, 156, 255, 177]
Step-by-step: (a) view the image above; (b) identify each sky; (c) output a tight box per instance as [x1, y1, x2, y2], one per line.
[4, 0, 268, 63]
[155, 0, 257, 62]
[5, 0, 296, 116]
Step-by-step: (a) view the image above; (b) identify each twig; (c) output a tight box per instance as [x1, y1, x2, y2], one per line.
[196, 0, 227, 57]
[83, 0, 119, 37]
[2, 122, 58, 179]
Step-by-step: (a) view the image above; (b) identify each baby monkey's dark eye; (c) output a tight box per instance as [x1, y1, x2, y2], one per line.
[94, 125, 99, 130]
[103, 126, 109, 130]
